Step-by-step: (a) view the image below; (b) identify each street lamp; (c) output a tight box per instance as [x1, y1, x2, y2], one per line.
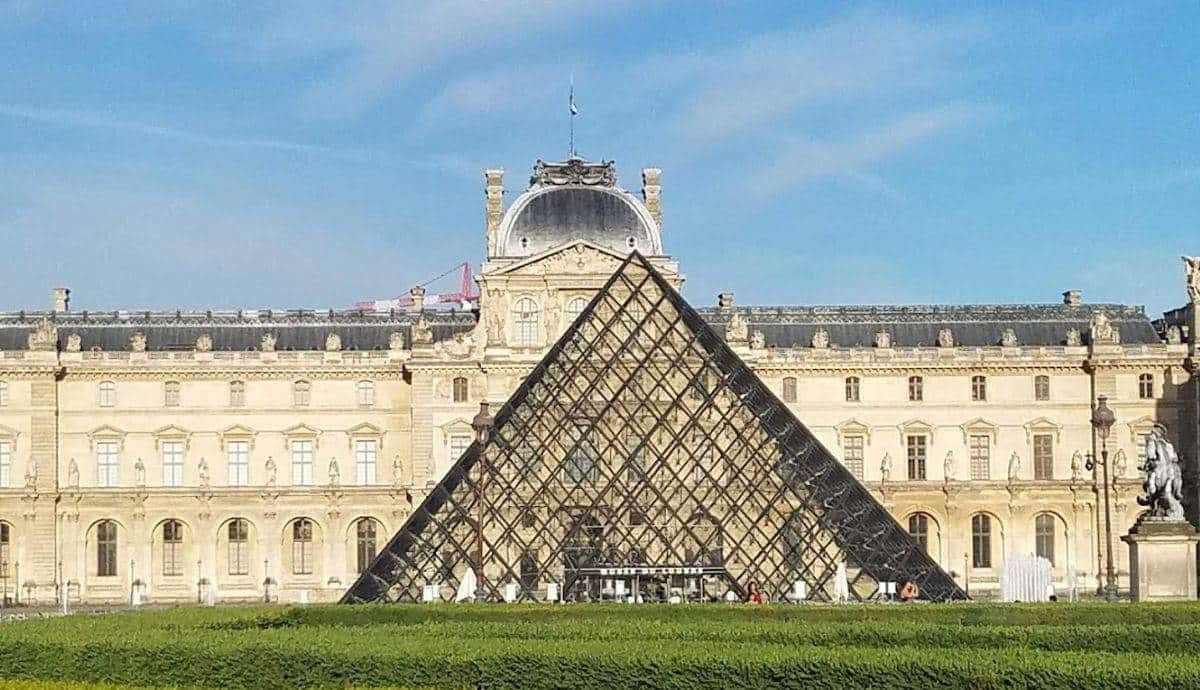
[471, 401, 495, 602]
[1086, 395, 1119, 602]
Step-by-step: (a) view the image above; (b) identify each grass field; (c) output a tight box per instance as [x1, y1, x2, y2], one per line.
[3, 603, 1200, 688]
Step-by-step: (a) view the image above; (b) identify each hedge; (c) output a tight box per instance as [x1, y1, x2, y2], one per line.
[3, 604, 1200, 689]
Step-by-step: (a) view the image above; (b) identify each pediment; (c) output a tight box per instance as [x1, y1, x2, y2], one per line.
[282, 423, 322, 438]
[221, 424, 256, 438]
[0, 423, 20, 441]
[152, 424, 192, 439]
[959, 417, 998, 444]
[438, 417, 473, 434]
[1126, 415, 1157, 443]
[493, 240, 660, 277]
[834, 418, 872, 445]
[897, 418, 936, 444]
[1023, 417, 1062, 443]
[347, 422, 383, 436]
[87, 424, 126, 440]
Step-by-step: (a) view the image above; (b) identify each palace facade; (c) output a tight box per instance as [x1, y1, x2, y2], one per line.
[0, 157, 1196, 603]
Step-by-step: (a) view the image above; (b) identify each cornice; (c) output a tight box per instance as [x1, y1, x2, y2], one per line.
[58, 367, 406, 381]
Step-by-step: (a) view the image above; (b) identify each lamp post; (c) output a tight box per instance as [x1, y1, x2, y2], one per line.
[471, 402, 495, 602]
[1086, 395, 1119, 602]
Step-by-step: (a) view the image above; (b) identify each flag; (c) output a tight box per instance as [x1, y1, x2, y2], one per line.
[570, 89, 579, 115]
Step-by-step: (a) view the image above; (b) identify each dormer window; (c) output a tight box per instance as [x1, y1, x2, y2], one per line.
[626, 236, 637, 249]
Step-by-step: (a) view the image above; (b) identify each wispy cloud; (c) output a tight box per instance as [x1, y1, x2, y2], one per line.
[214, 0, 644, 116]
[0, 104, 357, 156]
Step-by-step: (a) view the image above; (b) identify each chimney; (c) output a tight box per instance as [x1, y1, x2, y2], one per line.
[1063, 289, 1082, 306]
[410, 286, 426, 312]
[53, 287, 70, 313]
[642, 168, 662, 231]
[718, 292, 734, 309]
[485, 169, 504, 256]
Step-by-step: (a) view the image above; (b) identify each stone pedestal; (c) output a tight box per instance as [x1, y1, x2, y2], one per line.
[1122, 518, 1200, 601]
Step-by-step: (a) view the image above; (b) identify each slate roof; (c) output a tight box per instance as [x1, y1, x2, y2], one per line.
[696, 303, 1162, 347]
[0, 309, 477, 351]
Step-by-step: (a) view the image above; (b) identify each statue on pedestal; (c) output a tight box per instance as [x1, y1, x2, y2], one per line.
[1139, 425, 1185, 520]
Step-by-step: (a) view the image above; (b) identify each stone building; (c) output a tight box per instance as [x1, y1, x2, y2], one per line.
[0, 156, 1196, 603]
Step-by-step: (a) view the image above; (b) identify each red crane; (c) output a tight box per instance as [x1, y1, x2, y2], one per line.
[353, 262, 479, 311]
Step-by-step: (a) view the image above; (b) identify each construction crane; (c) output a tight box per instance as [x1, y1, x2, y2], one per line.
[352, 262, 479, 311]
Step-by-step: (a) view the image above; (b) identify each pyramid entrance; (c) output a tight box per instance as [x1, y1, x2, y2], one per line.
[344, 253, 966, 603]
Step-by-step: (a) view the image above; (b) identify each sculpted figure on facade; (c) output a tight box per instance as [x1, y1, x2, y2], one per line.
[1090, 312, 1119, 345]
[65, 332, 81, 352]
[750, 330, 765, 350]
[544, 295, 562, 336]
[198, 457, 210, 488]
[195, 333, 213, 352]
[328, 458, 340, 487]
[1139, 425, 1185, 520]
[23, 462, 37, 492]
[388, 331, 405, 351]
[726, 312, 748, 342]
[880, 452, 892, 483]
[1113, 448, 1128, 479]
[260, 332, 277, 352]
[134, 457, 146, 487]
[130, 331, 147, 352]
[874, 329, 891, 349]
[1000, 328, 1019, 347]
[811, 328, 830, 349]
[937, 328, 955, 348]
[1065, 328, 1082, 347]
[1007, 452, 1021, 482]
[325, 332, 342, 352]
[434, 332, 472, 359]
[943, 450, 955, 482]
[1166, 325, 1183, 344]
[27, 318, 56, 351]
[1071, 450, 1084, 482]
[67, 458, 79, 488]
[392, 453, 403, 487]
[411, 313, 434, 345]
[265, 456, 277, 487]
[484, 291, 506, 346]
[1184, 256, 1200, 304]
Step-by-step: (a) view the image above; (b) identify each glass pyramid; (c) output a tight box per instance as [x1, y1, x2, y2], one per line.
[344, 253, 966, 603]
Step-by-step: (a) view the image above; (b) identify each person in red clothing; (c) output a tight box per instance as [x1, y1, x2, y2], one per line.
[745, 581, 765, 604]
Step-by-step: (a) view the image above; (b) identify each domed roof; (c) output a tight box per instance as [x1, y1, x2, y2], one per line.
[495, 158, 661, 257]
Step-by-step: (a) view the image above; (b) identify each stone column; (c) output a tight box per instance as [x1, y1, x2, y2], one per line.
[485, 169, 504, 257]
[27, 375, 61, 602]
[642, 168, 662, 231]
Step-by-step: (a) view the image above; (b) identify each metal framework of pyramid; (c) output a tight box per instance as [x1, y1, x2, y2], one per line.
[343, 253, 966, 604]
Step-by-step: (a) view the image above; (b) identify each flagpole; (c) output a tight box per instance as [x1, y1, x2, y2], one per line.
[569, 76, 575, 158]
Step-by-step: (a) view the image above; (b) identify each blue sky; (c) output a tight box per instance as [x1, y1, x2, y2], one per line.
[0, 1, 1196, 315]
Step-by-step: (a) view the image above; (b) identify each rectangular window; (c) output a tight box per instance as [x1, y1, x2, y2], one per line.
[164, 381, 180, 407]
[971, 376, 987, 402]
[0, 442, 10, 488]
[782, 377, 797, 403]
[1034, 375, 1050, 401]
[842, 435, 864, 479]
[1033, 434, 1054, 480]
[845, 377, 860, 403]
[357, 381, 375, 407]
[906, 435, 926, 480]
[908, 376, 923, 402]
[292, 540, 313, 575]
[449, 434, 471, 465]
[969, 435, 990, 480]
[1138, 374, 1154, 399]
[565, 424, 598, 484]
[229, 381, 245, 407]
[162, 522, 182, 576]
[161, 441, 184, 487]
[0, 381, 8, 406]
[291, 440, 314, 486]
[227, 441, 249, 486]
[972, 515, 992, 568]
[1137, 433, 1151, 466]
[355, 439, 378, 485]
[97, 522, 117, 577]
[97, 442, 119, 487]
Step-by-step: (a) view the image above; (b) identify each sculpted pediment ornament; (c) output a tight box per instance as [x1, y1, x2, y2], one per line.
[959, 417, 998, 444]
[195, 333, 213, 352]
[874, 330, 892, 348]
[130, 331, 147, 352]
[283, 423, 322, 446]
[433, 331, 473, 359]
[937, 328, 955, 348]
[325, 332, 342, 352]
[221, 424, 257, 449]
[388, 331, 406, 351]
[834, 418, 872, 445]
[1089, 312, 1119, 345]
[493, 240, 634, 277]
[411, 314, 434, 345]
[65, 332, 81, 352]
[27, 318, 56, 351]
[725, 312, 749, 342]
[152, 424, 192, 450]
[811, 328, 830, 349]
[347, 422, 384, 450]
[1023, 417, 1062, 443]
[530, 158, 617, 187]
[87, 424, 127, 449]
[1065, 328, 1082, 346]
[261, 333, 277, 352]
[897, 419, 936, 445]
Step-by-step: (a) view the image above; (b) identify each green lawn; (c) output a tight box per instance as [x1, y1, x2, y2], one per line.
[4, 603, 1200, 688]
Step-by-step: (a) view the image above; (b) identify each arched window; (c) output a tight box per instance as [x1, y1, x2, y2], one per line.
[907, 513, 930, 554]
[291, 519, 314, 575]
[782, 377, 797, 403]
[0, 523, 10, 580]
[293, 380, 311, 407]
[356, 380, 375, 407]
[452, 377, 468, 403]
[512, 297, 540, 347]
[355, 518, 378, 574]
[1035, 513, 1056, 565]
[971, 514, 992, 568]
[1138, 373, 1154, 399]
[0, 381, 8, 406]
[96, 520, 118, 577]
[227, 519, 250, 576]
[229, 380, 245, 407]
[163, 380, 180, 407]
[908, 376, 923, 402]
[98, 381, 116, 407]
[971, 375, 987, 402]
[565, 297, 588, 326]
[1034, 375, 1050, 401]
[161, 520, 184, 576]
[845, 376, 860, 402]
